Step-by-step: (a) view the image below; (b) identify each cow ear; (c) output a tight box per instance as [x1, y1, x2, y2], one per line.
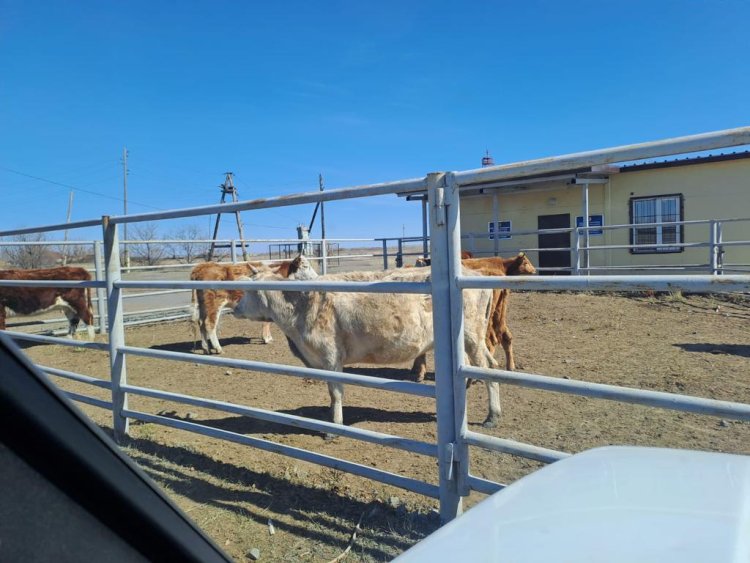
[289, 256, 302, 274]
[249, 264, 260, 275]
[518, 251, 525, 258]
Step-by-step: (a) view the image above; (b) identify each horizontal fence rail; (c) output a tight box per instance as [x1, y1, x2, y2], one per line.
[462, 432, 570, 464]
[40, 365, 112, 389]
[0, 279, 104, 289]
[121, 383, 437, 457]
[2, 330, 110, 351]
[108, 177, 427, 224]
[115, 279, 433, 294]
[0, 218, 102, 237]
[457, 274, 750, 293]
[461, 366, 750, 421]
[120, 346, 436, 399]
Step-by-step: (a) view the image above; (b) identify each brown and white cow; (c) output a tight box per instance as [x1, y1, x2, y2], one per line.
[410, 252, 537, 382]
[0, 266, 95, 338]
[235, 258, 502, 428]
[190, 257, 305, 354]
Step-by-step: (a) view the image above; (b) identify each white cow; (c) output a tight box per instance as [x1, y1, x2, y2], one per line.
[235, 258, 502, 429]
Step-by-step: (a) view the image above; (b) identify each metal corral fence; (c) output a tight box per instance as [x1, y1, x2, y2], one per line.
[462, 216, 750, 275]
[2, 126, 750, 523]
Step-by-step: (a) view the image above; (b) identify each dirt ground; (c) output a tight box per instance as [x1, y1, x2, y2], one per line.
[19, 290, 750, 561]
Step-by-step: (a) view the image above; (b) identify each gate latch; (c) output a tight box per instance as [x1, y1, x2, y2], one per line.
[443, 442, 456, 481]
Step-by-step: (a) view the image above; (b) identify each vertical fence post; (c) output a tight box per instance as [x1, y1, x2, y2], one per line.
[428, 172, 466, 522]
[382, 239, 389, 270]
[230, 240, 238, 263]
[581, 181, 590, 275]
[573, 228, 581, 275]
[421, 197, 429, 259]
[492, 194, 499, 256]
[709, 221, 718, 275]
[717, 221, 724, 274]
[93, 241, 107, 335]
[321, 239, 328, 275]
[397, 238, 403, 268]
[103, 217, 129, 442]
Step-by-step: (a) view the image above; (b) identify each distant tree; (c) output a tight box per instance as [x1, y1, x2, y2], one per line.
[1, 233, 55, 269]
[171, 224, 209, 263]
[58, 243, 90, 266]
[130, 223, 166, 266]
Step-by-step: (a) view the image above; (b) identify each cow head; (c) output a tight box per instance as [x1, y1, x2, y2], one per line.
[289, 255, 318, 280]
[507, 252, 537, 275]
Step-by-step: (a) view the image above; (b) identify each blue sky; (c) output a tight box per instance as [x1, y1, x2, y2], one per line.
[1, 0, 748, 243]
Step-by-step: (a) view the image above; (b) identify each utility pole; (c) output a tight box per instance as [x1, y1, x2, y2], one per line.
[319, 173, 327, 274]
[208, 172, 249, 262]
[62, 191, 74, 266]
[319, 173, 326, 240]
[122, 147, 130, 270]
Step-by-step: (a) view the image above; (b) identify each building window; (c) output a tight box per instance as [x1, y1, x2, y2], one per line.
[629, 194, 683, 253]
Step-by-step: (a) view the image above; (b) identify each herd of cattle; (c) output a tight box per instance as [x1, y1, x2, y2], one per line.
[0, 251, 536, 429]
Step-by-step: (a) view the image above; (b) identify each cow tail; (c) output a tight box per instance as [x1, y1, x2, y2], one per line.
[86, 286, 96, 339]
[190, 290, 201, 348]
[191, 289, 199, 323]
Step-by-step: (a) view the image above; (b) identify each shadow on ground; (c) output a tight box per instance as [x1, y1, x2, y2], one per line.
[675, 343, 750, 358]
[140, 406, 434, 439]
[122, 436, 438, 561]
[149, 336, 259, 354]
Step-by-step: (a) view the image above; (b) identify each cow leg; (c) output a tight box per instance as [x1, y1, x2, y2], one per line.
[483, 381, 502, 428]
[410, 353, 427, 382]
[197, 319, 211, 354]
[324, 357, 345, 440]
[325, 381, 345, 441]
[328, 382, 344, 426]
[465, 332, 502, 428]
[0, 306, 6, 330]
[62, 309, 81, 339]
[261, 322, 273, 344]
[501, 326, 515, 371]
[204, 304, 225, 354]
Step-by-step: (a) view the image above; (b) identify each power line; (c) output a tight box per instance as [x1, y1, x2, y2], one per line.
[0, 165, 163, 210]
[0, 165, 304, 232]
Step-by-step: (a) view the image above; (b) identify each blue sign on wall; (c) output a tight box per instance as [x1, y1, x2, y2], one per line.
[576, 214, 604, 236]
[488, 220, 512, 240]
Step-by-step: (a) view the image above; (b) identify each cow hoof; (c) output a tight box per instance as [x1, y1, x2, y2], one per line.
[415, 374, 425, 383]
[482, 418, 499, 429]
[263, 337, 273, 344]
[324, 433, 337, 442]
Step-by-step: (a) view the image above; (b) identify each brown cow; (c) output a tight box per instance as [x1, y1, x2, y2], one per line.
[413, 250, 473, 267]
[0, 266, 95, 338]
[411, 252, 536, 381]
[191, 257, 304, 354]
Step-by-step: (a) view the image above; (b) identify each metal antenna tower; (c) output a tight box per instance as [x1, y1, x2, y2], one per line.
[208, 172, 249, 262]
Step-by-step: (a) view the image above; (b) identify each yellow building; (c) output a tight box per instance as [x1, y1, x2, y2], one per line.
[457, 152, 750, 274]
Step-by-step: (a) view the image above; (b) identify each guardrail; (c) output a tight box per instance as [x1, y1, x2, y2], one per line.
[1, 126, 749, 525]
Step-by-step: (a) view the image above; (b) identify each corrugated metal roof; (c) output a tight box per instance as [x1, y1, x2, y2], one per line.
[620, 150, 750, 172]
